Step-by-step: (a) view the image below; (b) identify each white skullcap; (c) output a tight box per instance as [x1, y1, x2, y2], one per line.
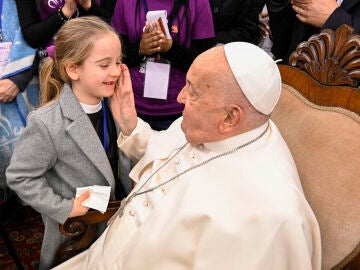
[224, 42, 281, 115]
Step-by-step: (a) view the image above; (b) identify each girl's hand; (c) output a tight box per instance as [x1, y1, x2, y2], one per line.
[68, 191, 90, 218]
[110, 64, 138, 136]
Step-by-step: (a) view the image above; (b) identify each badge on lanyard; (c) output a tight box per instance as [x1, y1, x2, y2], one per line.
[143, 57, 171, 100]
[0, 42, 12, 77]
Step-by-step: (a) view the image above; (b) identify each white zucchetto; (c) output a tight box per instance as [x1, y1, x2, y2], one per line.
[224, 42, 281, 115]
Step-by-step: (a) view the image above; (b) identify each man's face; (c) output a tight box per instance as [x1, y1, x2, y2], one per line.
[177, 60, 226, 145]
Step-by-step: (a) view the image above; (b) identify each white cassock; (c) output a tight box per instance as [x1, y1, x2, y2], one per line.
[54, 117, 321, 270]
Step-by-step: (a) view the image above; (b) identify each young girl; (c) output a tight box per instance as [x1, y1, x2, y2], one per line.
[6, 16, 127, 270]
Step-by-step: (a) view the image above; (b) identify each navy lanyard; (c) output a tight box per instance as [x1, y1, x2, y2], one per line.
[101, 99, 107, 151]
[0, 0, 3, 41]
[142, 0, 149, 14]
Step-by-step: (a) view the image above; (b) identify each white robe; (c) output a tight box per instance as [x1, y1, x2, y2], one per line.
[54, 118, 321, 270]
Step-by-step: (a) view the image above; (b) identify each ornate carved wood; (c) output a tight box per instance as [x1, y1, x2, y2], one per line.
[54, 200, 121, 266]
[276, 25, 360, 270]
[289, 24, 360, 87]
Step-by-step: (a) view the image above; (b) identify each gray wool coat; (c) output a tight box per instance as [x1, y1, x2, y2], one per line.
[6, 84, 116, 270]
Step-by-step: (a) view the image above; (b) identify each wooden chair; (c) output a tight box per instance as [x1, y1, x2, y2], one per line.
[57, 24, 360, 269]
[271, 24, 360, 269]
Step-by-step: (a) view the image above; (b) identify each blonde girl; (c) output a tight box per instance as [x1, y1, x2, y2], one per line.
[6, 16, 127, 270]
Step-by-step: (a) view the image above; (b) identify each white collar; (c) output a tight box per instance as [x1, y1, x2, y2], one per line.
[80, 100, 102, 114]
[202, 122, 269, 152]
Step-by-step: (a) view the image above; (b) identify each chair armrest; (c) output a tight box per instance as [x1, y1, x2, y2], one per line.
[55, 200, 121, 266]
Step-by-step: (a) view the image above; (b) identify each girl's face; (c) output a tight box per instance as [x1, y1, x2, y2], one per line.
[71, 33, 122, 105]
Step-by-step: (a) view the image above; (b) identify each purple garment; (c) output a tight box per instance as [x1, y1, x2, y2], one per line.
[38, 0, 102, 20]
[37, 0, 64, 21]
[111, 0, 214, 116]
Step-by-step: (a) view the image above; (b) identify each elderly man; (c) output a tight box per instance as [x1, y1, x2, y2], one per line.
[54, 42, 321, 270]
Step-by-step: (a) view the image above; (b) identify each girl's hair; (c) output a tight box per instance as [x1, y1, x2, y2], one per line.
[39, 16, 119, 106]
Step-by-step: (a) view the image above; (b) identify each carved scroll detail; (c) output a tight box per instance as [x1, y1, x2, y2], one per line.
[289, 24, 360, 87]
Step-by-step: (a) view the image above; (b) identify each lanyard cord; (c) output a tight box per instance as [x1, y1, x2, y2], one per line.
[102, 99, 107, 151]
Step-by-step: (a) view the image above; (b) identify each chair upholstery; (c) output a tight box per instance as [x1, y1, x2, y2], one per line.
[272, 24, 360, 270]
[57, 24, 360, 269]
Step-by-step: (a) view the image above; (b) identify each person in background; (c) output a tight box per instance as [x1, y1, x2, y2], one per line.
[53, 42, 321, 270]
[111, 0, 215, 130]
[0, 0, 39, 202]
[265, 0, 360, 62]
[209, 0, 260, 44]
[6, 16, 127, 270]
[15, 0, 116, 49]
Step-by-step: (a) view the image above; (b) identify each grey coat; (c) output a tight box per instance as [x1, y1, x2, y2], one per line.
[6, 84, 116, 270]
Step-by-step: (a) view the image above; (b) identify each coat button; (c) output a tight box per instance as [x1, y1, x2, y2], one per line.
[128, 210, 135, 216]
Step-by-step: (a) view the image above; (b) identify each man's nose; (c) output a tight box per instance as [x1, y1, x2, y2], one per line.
[177, 88, 186, 104]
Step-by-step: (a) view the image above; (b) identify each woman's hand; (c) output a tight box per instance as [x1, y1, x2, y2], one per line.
[68, 191, 90, 218]
[110, 64, 138, 136]
[0, 79, 20, 102]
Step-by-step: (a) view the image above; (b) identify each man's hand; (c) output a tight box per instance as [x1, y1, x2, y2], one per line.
[0, 79, 20, 102]
[291, 0, 338, 27]
[110, 64, 138, 136]
[68, 191, 90, 218]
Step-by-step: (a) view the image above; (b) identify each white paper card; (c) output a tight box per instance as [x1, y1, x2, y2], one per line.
[146, 10, 171, 39]
[76, 185, 111, 213]
[0, 42, 12, 77]
[144, 61, 170, 100]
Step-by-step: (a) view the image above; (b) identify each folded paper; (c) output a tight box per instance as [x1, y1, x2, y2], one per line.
[76, 185, 111, 213]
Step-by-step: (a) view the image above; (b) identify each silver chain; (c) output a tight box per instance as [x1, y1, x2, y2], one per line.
[116, 122, 270, 218]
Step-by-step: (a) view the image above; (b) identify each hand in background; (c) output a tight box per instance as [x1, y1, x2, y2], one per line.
[152, 20, 173, 53]
[0, 79, 20, 102]
[68, 191, 90, 218]
[139, 21, 172, 55]
[259, 12, 272, 38]
[76, 0, 91, 10]
[110, 64, 137, 136]
[62, 0, 78, 18]
[291, 0, 338, 27]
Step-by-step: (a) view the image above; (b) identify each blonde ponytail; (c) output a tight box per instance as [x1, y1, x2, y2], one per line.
[39, 57, 64, 106]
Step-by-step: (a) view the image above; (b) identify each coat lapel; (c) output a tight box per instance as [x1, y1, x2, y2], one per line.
[59, 85, 115, 189]
[341, 0, 358, 11]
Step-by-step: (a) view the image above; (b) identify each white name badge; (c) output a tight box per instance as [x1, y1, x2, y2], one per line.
[0, 42, 12, 77]
[143, 60, 170, 100]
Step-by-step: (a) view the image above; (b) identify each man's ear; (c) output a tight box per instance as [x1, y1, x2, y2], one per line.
[65, 63, 79, 81]
[219, 105, 242, 133]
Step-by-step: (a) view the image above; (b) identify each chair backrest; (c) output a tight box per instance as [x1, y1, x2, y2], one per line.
[271, 24, 360, 270]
